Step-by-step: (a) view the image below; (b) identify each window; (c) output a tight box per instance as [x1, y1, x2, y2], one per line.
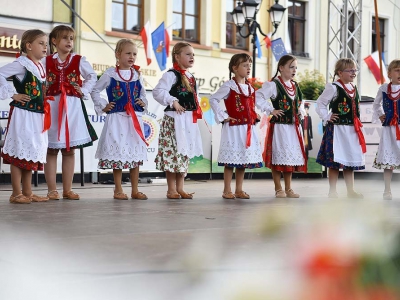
[226, 0, 248, 49]
[288, 0, 307, 56]
[112, 0, 143, 33]
[172, 0, 200, 42]
[372, 17, 386, 63]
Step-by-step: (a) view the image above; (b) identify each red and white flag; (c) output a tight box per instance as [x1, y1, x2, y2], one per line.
[164, 27, 171, 57]
[364, 51, 388, 84]
[140, 21, 153, 65]
[263, 33, 272, 49]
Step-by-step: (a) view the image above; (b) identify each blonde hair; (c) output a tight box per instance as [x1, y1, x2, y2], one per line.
[388, 59, 400, 74]
[172, 42, 194, 93]
[333, 58, 356, 81]
[49, 25, 75, 54]
[20, 29, 46, 55]
[229, 53, 252, 79]
[115, 38, 137, 57]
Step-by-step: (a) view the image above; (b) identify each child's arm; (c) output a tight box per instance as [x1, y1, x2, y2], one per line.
[372, 84, 386, 124]
[316, 83, 338, 125]
[0, 61, 29, 102]
[90, 72, 112, 115]
[255, 81, 281, 117]
[152, 71, 179, 107]
[209, 82, 231, 123]
[79, 56, 97, 99]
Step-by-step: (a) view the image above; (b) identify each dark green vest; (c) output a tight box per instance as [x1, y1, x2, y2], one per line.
[270, 79, 303, 124]
[329, 84, 360, 125]
[164, 69, 198, 111]
[11, 70, 44, 113]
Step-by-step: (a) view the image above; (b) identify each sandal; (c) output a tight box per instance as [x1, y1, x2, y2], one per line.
[234, 191, 250, 199]
[47, 190, 60, 200]
[285, 189, 300, 198]
[62, 190, 80, 200]
[178, 191, 194, 199]
[383, 191, 392, 200]
[30, 194, 49, 202]
[114, 192, 128, 200]
[222, 192, 236, 199]
[275, 189, 286, 198]
[167, 192, 181, 199]
[131, 192, 148, 200]
[9, 194, 31, 204]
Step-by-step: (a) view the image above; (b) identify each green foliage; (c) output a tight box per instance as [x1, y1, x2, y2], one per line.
[297, 69, 326, 100]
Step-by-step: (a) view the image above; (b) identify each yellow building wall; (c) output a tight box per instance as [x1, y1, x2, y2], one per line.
[53, 0, 72, 23]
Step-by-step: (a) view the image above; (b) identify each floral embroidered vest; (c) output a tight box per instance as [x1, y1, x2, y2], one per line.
[46, 54, 83, 97]
[106, 78, 144, 113]
[382, 91, 400, 126]
[224, 85, 257, 126]
[270, 79, 302, 124]
[329, 84, 360, 125]
[164, 69, 198, 111]
[11, 70, 44, 113]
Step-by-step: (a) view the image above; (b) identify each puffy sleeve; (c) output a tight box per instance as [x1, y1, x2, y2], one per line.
[138, 72, 148, 113]
[152, 70, 178, 107]
[316, 83, 337, 125]
[372, 84, 386, 124]
[255, 81, 276, 115]
[209, 82, 230, 123]
[0, 61, 24, 100]
[79, 56, 97, 99]
[90, 72, 110, 116]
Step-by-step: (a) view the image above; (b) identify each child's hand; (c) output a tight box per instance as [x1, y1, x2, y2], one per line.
[271, 109, 284, 117]
[12, 94, 30, 103]
[73, 85, 83, 97]
[102, 102, 115, 112]
[329, 113, 339, 122]
[379, 114, 386, 123]
[172, 100, 185, 114]
[135, 98, 146, 107]
[224, 116, 237, 123]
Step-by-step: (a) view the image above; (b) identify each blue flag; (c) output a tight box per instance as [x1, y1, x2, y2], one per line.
[255, 35, 262, 58]
[271, 38, 288, 61]
[151, 22, 167, 71]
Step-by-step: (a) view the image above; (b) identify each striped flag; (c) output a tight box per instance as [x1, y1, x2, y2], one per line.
[140, 21, 153, 65]
[364, 51, 388, 84]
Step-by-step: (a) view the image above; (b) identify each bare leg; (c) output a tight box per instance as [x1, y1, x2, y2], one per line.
[383, 169, 393, 193]
[21, 169, 32, 197]
[271, 169, 282, 191]
[343, 169, 354, 192]
[328, 168, 339, 195]
[130, 167, 139, 195]
[10, 164, 22, 196]
[113, 169, 123, 194]
[44, 149, 58, 192]
[176, 173, 185, 193]
[283, 172, 292, 191]
[61, 149, 75, 193]
[223, 166, 234, 193]
[166, 171, 177, 194]
[234, 167, 245, 193]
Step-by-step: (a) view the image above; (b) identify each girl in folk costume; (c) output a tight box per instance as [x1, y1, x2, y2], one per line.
[372, 59, 400, 200]
[152, 42, 203, 199]
[256, 54, 307, 198]
[316, 58, 365, 199]
[0, 29, 50, 203]
[91, 39, 148, 200]
[43, 25, 98, 200]
[209, 53, 262, 199]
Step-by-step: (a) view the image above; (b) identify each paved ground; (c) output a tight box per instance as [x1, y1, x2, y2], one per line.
[1, 177, 400, 300]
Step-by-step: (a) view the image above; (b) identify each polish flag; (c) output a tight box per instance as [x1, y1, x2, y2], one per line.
[364, 51, 388, 84]
[164, 27, 171, 57]
[140, 21, 153, 65]
[263, 34, 272, 49]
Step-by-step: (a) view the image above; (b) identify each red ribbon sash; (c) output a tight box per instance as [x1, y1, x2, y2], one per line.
[350, 95, 367, 153]
[124, 101, 149, 146]
[389, 101, 400, 140]
[58, 83, 71, 151]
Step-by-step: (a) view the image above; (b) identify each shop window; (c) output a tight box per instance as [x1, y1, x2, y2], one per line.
[172, 0, 200, 42]
[112, 0, 143, 33]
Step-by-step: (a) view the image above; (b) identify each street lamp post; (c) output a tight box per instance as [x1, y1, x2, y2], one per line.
[231, 0, 286, 78]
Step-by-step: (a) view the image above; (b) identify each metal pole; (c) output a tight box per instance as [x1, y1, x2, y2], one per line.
[373, 0, 384, 84]
[80, 148, 84, 186]
[252, 34, 257, 78]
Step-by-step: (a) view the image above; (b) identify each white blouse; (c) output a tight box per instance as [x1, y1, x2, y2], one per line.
[372, 83, 400, 123]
